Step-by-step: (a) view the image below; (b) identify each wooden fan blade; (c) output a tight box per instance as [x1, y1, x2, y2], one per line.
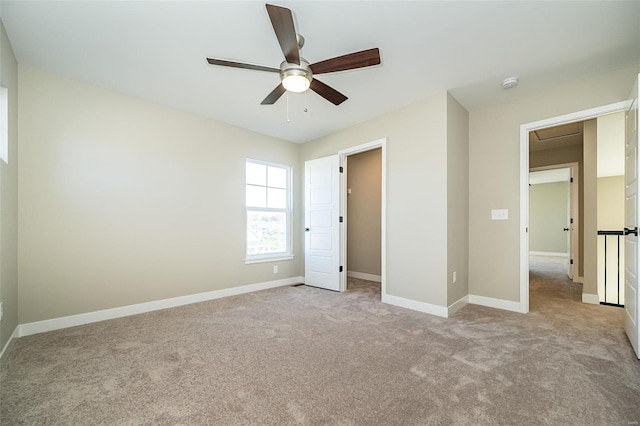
[206, 58, 280, 73]
[266, 4, 300, 65]
[310, 48, 381, 75]
[310, 79, 347, 106]
[261, 84, 286, 105]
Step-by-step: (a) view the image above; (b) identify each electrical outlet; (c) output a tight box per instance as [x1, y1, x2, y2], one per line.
[273, 265, 279, 274]
[453, 271, 457, 284]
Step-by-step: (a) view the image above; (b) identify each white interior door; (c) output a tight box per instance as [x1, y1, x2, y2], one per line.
[624, 73, 639, 358]
[305, 155, 341, 291]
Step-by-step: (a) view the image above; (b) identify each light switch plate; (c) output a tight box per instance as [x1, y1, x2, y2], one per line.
[491, 209, 509, 220]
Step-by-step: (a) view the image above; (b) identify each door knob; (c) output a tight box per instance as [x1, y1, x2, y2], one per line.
[563, 228, 569, 231]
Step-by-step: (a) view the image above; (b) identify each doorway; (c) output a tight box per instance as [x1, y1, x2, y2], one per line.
[519, 101, 631, 313]
[529, 165, 578, 281]
[339, 139, 387, 297]
[343, 147, 382, 297]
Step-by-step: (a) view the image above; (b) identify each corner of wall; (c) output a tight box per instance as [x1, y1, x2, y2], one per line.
[446, 93, 470, 306]
[0, 17, 20, 358]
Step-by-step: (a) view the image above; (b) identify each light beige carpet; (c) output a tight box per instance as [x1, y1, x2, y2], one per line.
[1, 261, 639, 425]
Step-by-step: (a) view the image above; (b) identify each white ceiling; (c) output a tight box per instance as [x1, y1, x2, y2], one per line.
[1, 1, 639, 143]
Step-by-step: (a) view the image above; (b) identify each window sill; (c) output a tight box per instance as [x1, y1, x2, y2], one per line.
[245, 254, 295, 265]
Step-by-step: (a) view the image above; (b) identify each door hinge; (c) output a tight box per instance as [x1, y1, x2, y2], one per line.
[570, 177, 574, 183]
[570, 218, 574, 224]
[339, 266, 343, 272]
[339, 216, 343, 222]
[570, 259, 574, 265]
[339, 166, 343, 173]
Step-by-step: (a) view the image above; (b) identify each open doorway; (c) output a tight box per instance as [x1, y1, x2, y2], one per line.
[344, 148, 382, 293]
[529, 166, 577, 278]
[519, 101, 631, 313]
[338, 138, 387, 299]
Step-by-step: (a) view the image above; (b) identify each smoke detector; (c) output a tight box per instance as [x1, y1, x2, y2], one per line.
[501, 77, 519, 89]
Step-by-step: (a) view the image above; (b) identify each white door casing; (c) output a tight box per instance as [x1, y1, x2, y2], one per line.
[568, 167, 577, 280]
[624, 73, 639, 358]
[304, 155, 341, 291]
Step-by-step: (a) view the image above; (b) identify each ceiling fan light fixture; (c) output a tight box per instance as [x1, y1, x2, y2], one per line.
[281, 70, 311, 93]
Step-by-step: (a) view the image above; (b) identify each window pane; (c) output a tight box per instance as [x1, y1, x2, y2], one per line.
[267, 188, 287, 209]
[246, 162, 266, 186]
[246, 185, 266, 208]
[247, 211, 287, 254]
[268, 166, 287, 189]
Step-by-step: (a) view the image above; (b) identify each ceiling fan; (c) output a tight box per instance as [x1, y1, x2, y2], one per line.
[206, 3, 381, 106]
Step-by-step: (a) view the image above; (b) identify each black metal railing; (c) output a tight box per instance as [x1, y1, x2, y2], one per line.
[597, 230, 624, 308]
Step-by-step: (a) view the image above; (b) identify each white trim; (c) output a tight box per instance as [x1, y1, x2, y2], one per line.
[0, 325, 20, 364]
[447, 295, 469, 316]
[244, 254, 294, 264]
[338, 138, 387, 300]
[520, 101, 632, 315]
[19, 276, 303, 337]
[347, 271, 381, 282]
[382, 294, 448, 318]
[582, 293, 600, 304]
[529, 251, 569, 257]
[469, 294, 526, 313]
[574, 276, 584, 283]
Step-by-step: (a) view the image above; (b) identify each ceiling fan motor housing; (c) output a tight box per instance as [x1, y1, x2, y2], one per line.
[280, 58, 313, 92]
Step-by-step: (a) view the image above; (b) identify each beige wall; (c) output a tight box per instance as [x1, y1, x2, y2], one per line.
[301, 92, 450, 307]
[0, 19, 19, 352]
[598, 177, 625, 230]
[529, 182, 569, 254]
[17, 67, 303, 323]
[346, 148, 381, 276]
[446, 93, 469, 305]
[583, 119, 598, 296]
[469, 64, 639, 303]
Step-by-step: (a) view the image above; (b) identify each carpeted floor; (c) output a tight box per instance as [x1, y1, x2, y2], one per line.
[1, 260, 639, 425]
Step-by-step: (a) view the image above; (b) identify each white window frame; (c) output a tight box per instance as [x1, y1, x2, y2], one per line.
[245, 158, 294, 264]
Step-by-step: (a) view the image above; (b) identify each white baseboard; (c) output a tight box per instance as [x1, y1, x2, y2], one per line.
[468, 294, 525, 313]
[529, 251, 569, 257]
[582, 293, 600, 304]
[447, 295, 469, 316]
[0, 325, 20, 364]
[347, 271, 381, 282]
[382, 294, 448, 318]
[19, 276, 304, 337]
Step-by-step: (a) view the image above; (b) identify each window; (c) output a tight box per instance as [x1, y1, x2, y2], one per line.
[245, 159, 293, 263]
[0, 87, 7, 164]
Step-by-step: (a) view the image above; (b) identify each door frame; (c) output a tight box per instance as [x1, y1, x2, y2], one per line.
[338, 138, 387, 296]
[519, 101, 631, 313]
[529, 163, 579, 281]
